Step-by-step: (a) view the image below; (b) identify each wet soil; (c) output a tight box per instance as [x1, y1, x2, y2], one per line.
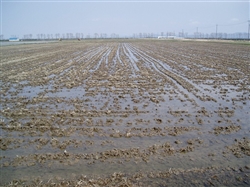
[0, 39, 249, 186]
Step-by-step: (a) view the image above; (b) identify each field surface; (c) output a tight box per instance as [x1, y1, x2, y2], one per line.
[0, 39, 249, 186]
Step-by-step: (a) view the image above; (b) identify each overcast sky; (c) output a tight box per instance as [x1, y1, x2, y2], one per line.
[1, 0, 249, 38]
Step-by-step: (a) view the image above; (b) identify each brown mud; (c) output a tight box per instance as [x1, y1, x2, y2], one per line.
[0, 39, 249, 186]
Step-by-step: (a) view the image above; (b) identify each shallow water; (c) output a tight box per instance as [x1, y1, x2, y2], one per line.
[0, 40, 249, 186]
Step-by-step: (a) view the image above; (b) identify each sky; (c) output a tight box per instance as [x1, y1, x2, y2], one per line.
[1, 0, 249, 38]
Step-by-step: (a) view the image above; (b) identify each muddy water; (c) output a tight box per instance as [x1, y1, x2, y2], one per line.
[0, 40, 249, 186]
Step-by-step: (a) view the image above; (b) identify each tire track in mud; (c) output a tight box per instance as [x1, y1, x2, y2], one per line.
[52, 45, 113, 88]
[130, 44, 196, 87]
[125, 44, 219, 105]
[89, 47, 113, 73]
[122, 43, 140, 72]
[124, 43, 205, 105]
[87, 42, 216, 108]
[106, 45, 121, 75]
[114, 44, 124, 67]
[119, 43, 139, 77]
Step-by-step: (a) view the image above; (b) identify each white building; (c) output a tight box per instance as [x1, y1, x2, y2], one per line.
[9, 37, 20, 42]
[158, 36, 167, 39]
[158, 36, 183, 39]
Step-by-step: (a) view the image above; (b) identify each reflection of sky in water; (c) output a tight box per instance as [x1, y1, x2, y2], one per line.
[17, 86, 44, 98]
[46, 87, 85, 99]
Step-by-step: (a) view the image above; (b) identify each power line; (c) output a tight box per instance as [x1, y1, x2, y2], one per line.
[216, 24, 218, 39]
[218, 21, 248, 27]
[248, 20, 250, 41]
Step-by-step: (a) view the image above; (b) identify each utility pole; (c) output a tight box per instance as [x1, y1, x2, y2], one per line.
[196, 27, 198, 38]
[216, 24, 218, 39]
[248, 20, 250, 41]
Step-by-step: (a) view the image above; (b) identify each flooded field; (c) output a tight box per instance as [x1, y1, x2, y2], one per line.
[0, 39, 249, 186]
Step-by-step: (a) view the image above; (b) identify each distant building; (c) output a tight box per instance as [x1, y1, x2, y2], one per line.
[158, 36, 167, 39]
[158, 36, 183, 39]
[9, 37, 19, 42]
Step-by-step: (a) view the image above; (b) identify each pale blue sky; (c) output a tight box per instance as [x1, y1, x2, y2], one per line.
[1, 0, 249, 38]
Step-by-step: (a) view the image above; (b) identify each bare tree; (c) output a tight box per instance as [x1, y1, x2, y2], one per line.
[111, 33, 116, 38]
[55, 33, 60, 39]
[94, 33, 99, 39]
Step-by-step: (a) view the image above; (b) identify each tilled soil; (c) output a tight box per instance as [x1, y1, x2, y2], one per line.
[0, 39, 249, 186]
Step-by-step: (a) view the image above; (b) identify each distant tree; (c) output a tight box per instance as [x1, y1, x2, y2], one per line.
[223, 33, 227, 39]
[94, 33, 99, 39]
[238, 33, 242, 39]
[111, 33, 116, 38]
[55, 33, 60, 39]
